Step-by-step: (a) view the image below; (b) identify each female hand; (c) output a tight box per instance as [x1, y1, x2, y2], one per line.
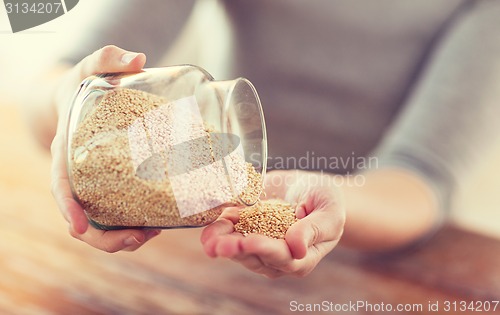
[50, 45, 161, 252]
[201, 170, 346, 278]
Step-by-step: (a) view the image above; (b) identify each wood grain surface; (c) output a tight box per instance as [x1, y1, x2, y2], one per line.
[1, 104, 499, 315]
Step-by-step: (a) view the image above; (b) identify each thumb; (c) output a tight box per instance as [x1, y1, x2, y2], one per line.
[55, 45, 146, 118]
[78, 45, 146, 80]
[285, 203, 345, 259]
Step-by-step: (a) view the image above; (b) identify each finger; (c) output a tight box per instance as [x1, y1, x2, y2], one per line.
[237, 255, 286, 278]
[295, 205, 307, 219]
[213, 233, 244, 258]
[200, 206, 241, 246]
[202, 238, 218, 258]
[230, 253, 263, 271]
[200, 217, 235, 245]
[54, 45, 147, 120]
[231, 253, 287, 279]
[262, 170, 295, 200]
[77, 45, 146, 81]
[51, 133, 89, 234]
[231, 254, 274, 276]
[285, 207, 344, 259]
[201, 217, 236, 257]
[217, 207, 241, 224]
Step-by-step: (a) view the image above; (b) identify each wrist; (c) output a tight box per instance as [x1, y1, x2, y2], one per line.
[338, 168, 440, 251]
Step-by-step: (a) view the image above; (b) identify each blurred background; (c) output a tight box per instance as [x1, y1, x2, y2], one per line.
[1, 0, 498, 238]
[0, 1, 111, 101]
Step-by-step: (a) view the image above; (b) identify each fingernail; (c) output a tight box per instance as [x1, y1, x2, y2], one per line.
[145, 229, 161, 240]
[121, 52, 139, 65]
[295, 206, 307, 219]
[124, 235, 141, 246]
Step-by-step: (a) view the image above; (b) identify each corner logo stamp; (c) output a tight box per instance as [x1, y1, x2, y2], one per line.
[3, 0, 79, 33]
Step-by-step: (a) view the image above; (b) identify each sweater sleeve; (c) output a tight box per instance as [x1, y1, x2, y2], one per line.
[60, 0, 195, 67]
[374, 0, 500, 213]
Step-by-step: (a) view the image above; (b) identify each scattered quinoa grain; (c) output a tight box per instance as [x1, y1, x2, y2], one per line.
[70, 88, 262, 228]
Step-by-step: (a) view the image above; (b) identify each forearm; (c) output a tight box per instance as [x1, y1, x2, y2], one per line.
[338, 168, 440, 251]
[362, 1, 500, 251]
[23, 63, 71, 150]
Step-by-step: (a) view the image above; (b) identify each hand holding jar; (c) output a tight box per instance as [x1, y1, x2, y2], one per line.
[53, 45, 268, 252]
[51, 46, 158, 252]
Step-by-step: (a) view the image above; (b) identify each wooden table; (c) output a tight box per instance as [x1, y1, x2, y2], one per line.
[1, 104, 499, 315]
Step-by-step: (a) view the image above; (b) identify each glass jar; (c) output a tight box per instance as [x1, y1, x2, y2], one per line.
[66, 65, 267, 230]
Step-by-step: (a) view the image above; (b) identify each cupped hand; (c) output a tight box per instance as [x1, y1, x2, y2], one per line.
[50, 45, 161, 252]
[201, 170, 346, 278]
